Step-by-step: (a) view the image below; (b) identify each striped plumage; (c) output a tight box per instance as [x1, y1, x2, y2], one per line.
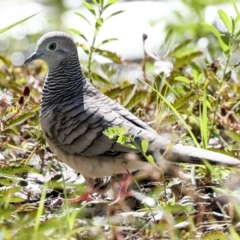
[25, 31, 240, 202]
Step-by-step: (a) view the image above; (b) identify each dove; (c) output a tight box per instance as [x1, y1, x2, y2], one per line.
[25, 31, 240, 203]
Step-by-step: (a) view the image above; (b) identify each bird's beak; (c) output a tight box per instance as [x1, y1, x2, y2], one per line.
[24, 51, 44, 64]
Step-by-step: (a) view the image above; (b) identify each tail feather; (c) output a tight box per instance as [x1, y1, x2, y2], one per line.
[165, 144, 240, 167]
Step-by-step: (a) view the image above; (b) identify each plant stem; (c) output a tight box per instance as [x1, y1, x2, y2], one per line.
[211, 34, 233, 130]
[88, 4, 105, 83]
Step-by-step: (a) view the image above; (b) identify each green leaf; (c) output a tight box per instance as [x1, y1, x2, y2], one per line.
[83, 2, 96, 16]
[105, 86, 122, 98]
[201, 230, 228, 240]
[92, 0, 100, 4]
[235, 29, 240, 38]
[193, 70, 203, 86]
[117, 134, 136, 149]
[0, 165, 39, 175]
[103, 125, 134, 149]
[0, 178, 13, 186]
[96, 38, 118, 48]
[79, 46, 121, 64]
[107, 0, 118, 4]
[74, 12, 92, 27]
[200, 87, 208, 149]
[104, 127, 118, 139]
[160, 113, 177, 126]
[69, 28, 89, 43]
[119, 84, 135, 104]
[173, 92, 192, 110]
[0, 11, 41, 34]
[7, 144, 32, 153]
[219, 34, 229, 49]
[0, 187, 25, 203]
[6, 112, 34, 128]
[104, 85, 132, 99]
[104, 126, 124, 139]
[218, 9, 232, 34]
[146, 155, 154, 164]
[174, 76, 190, 84]
[232, 0, 240, 14]
[77, 43, 90, 55]
[0, 186, 22, 195]
[175, 103, 190, 113]
[168, 39, 192, 57]
[218, 36, 229, 52]
[104, 0, 118, 10]
[105, 10, 125, 21]
[2, 128, 19, 136]
[175, 51, 202, 68]
[87, 72, 112, 86]
[95, 17, 103, 31]
[207, 147, 236, 158]
[94, 48, 122, 63]
[28, 104, 40, 113]
[225, 130, 240, 142]
[201, 22, 229, 52]
[141, 139, 149, 154]
[231, 17, 236, 34]
[232, 0, 240, 25]
[154, 73, 164, 91]
[125, 91, 146, 110]
[201, 22, 220, 38]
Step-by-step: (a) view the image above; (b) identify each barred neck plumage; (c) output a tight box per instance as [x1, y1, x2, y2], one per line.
[41, 51, 86, 116]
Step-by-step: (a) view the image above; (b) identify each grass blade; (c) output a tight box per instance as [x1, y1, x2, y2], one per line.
[0, 11, 42, 34]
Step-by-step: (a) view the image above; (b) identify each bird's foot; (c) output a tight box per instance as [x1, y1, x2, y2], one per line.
[109, 190, 133, 205]
[109, 173, 156, 207]
[109, 173, 133, 205]
[61, 192, 94, 203]
[61, 192, 109, 204]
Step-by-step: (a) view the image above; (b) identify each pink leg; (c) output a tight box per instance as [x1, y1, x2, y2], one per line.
[62, 177, 95, 203]
[109, 173, 133, 205]
[64, 192, 94, 203]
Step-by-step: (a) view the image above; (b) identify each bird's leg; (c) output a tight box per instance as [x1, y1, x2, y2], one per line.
[62, 177, 112, 203]
[65, 191, 94, 203]
[62, 177, 95, 203]
[109, 173, 133, 205]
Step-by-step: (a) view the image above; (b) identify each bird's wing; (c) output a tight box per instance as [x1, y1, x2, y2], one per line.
[49, 94, 156, 157]
[87, 84, 158, 134]
[103, 95, 157, 134]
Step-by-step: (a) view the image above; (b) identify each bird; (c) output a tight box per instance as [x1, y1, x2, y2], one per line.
[24, 31, 240, 204]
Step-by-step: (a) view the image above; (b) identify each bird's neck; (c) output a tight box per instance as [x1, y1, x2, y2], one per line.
[41, 53, 86, 115]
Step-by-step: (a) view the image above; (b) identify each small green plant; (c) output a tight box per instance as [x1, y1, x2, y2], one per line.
[70, 0, 123, 83]
[202, 3, 240, 130]
[104, 125, 155, 164]
[103, 125, 136, 149]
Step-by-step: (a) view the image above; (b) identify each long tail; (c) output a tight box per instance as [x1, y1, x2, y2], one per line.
[164, 144, 240, 167]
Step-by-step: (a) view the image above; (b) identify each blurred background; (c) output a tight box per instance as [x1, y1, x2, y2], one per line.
[0, 0, 239, 67]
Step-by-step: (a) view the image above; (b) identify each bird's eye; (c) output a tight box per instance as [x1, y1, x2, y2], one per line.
[49, 42, 57, 50]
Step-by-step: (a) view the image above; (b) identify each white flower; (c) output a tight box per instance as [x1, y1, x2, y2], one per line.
[154, 59, 173, 77]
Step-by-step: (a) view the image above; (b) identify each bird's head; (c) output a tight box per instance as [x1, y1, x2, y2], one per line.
[24, 31, 77, 70]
